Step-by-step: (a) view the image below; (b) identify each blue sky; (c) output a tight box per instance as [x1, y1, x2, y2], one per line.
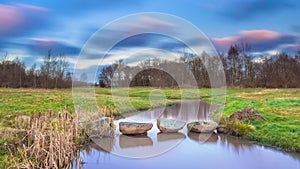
[0, 0, 300, 68]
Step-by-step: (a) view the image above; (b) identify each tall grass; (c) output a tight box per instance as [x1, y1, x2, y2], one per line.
[6, 108, 85, 169]
[3, 105, 117, 168]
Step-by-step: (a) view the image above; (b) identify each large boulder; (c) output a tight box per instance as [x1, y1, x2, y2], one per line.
[86, 117, 114, 137]
[119, 122, 153, 135]
[187, 120, 218, 133]
[157, 118, 186, 133]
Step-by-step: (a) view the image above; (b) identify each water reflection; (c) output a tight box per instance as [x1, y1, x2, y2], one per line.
[75, 101, 300, 169]
[92, 100, 216, 157]
[163, 100, 219, 121]
[157, 132, 186, 142]
[218, 134, 254, 154]
[188, 132, 218, 143]
[76, 132, 300, 169]
[90, 136, 115, 152]
[119, 134, 153, 148]
[122, 100, 220, 123]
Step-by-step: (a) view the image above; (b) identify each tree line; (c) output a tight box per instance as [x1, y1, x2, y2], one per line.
[1, 43, 299, 88]
[221, 44, 300, 88]
[0, 50, 72, 88]
[99, 43, 300, 88]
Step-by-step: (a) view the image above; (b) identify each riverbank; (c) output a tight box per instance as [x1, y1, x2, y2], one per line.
[219, 88, 300, 152]
[0, 88, 299, 166]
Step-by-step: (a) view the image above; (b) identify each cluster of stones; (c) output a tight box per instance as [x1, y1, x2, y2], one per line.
[119, 118, 218, 135]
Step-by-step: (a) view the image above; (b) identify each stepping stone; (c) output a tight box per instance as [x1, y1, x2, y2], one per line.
[187, 120, 218, 133]
[157, 118, 186, 133]
[119, 122, 153, 135]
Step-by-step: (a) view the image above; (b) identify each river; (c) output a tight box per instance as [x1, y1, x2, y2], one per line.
[72, 101, 300, 169]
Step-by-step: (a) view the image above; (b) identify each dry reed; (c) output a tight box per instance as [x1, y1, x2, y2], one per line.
[4, 105, 117, 168]
[7, 108, 85, 169]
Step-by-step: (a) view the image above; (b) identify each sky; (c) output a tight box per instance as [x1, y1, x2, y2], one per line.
[0, 0, 300, 71]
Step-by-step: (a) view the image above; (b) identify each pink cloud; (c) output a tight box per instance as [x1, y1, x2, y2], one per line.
[29, 38, 59, 48]
[27, 37, 80, 55]
[139, 16, 177, 28]
[212, 30, 298, 52]
[0, 4, 24, 33]
[213, 36, 239, 51]
[240, 30, 280, 42]
[30, 38, 58, 43]
[115, 16, 177, 36]
[0, 3, 49, 36]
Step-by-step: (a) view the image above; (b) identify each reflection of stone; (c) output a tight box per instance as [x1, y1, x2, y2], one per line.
[157, 132, 186, 142]
[157, 118, 186, 133]
[119, 122, 153, 135]
[188, 132, 218, 143]
[119, 134, 153, 148]
[90, 136, 115, 152]
[187, 121, 218, 133]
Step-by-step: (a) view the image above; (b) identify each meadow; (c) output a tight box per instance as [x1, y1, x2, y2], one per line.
[0, 87, 299, 161]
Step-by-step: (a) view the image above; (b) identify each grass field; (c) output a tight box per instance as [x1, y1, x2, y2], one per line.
[0, 87, 300, 156]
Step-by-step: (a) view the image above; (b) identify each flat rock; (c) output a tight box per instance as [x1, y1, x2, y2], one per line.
[157, 118, 186, 133]
[187, 121, 218, 133]
[119, 122, 153, 135]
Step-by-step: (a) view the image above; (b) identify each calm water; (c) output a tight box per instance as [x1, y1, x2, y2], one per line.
[72, 101, 300, 169]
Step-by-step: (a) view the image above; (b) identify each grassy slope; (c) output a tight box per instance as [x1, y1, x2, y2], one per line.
[223, 88, 300, 152]
[0, 88, 299, 152]
[0, 88, 73, 127]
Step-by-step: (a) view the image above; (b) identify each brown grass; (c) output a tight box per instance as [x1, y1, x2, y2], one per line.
[6, 108, 85, 169]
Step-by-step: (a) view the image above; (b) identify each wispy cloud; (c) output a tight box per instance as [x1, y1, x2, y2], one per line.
[14, 3, 49, 12]
[1, 0, 300, 70]
[0, 4, 24, 35]
[139, 16, 177, 28]
[0, 3, 50, 37]
[212, 29, 299, 53]
[27, 38, 80, 55]
[112, 15, 178, 35]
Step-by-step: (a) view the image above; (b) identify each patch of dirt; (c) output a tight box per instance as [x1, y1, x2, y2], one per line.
[229, 107, 265, 122]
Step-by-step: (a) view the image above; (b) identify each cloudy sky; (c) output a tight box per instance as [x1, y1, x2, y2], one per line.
[0, 0, 300, 69]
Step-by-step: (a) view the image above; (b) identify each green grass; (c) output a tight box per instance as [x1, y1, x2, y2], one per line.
[221, 88, 300, 152]
[0, 87, 300, 156]
[0, 89, 73, 127]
